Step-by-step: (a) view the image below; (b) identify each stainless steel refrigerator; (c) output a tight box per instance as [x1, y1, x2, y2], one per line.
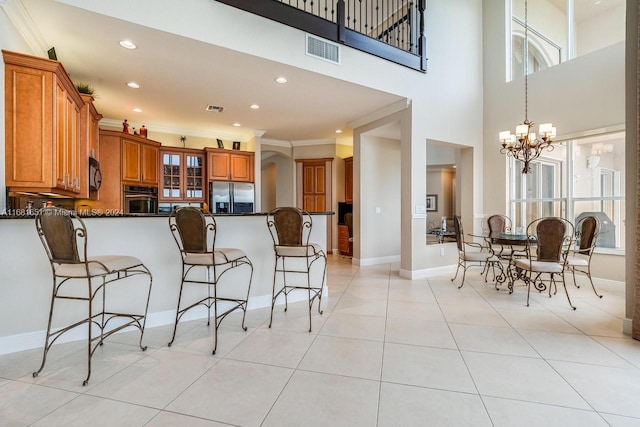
[209, 182, 255, 213]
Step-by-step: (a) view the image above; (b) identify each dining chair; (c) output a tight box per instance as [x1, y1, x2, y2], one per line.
[451, 215, 502, 289]
[33, 207, 153, 386]
[565, 215, 602, 298]
[168, 207, 253, 354]
[481, 214, 514, 276]
[266, 207, 327, 332]
[513, 217, 575, 309]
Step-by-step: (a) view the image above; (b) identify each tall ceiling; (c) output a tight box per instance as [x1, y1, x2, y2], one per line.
[12, 0, 405, 142]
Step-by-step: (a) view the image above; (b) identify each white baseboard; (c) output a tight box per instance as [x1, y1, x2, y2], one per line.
[399, 265, 457, 280]
[0, 289, 325, 356]
[356, 255, 401, 266]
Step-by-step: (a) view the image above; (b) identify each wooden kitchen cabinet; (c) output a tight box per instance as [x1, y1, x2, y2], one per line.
[206, 148, 254, 182]
[121, 137, 160, 185]
[78, 93, 102, 199]
[338, 224, 352, 256]
[207, 150, 230, 181]
[3, 50, 84, 196]
[344, 156, 353, 203]
[159, 148, 205, 202]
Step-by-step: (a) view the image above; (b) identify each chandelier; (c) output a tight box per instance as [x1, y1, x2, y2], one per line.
[498, 0, 556, 174]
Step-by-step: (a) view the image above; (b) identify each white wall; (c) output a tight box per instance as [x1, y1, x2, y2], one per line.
[359, 135, 401, 262]
[261, 161, 277, 212]
[577, 3, 625, 56]
[263, 152, 294, 209]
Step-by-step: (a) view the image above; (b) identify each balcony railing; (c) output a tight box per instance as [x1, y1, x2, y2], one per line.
[215, 0, 427, 72]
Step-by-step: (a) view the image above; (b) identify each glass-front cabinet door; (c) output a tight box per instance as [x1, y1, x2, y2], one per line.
[161, 152, 181, 199]
[160, 149, 205, 202]
[184, 153, 204, 200]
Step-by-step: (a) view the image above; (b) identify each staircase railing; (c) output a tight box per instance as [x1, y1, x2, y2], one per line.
[216, 0, 427, 72]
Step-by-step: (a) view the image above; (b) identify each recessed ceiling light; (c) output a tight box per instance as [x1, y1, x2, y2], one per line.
[126, 82, 140, 89]
[275, 76, 288, 84]
[335, 129, 343, 134]
[232, 122, 241, 127]
[119, 40, 137, 49]
[594, 0, 601, 4]
[250, 104, 260, 110]
[132, 107, 142, 113]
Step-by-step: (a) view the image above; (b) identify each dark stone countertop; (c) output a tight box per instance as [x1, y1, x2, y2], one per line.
[0, 210, 335, 220]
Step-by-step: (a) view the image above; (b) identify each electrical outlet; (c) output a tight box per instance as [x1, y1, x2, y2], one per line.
[440, 247, 445, 256]
[375, 207, 381, 214]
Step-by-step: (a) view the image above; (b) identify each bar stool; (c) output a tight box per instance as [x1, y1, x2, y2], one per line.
[168, 207, 253, 354]
[266, 207, 327, 332]
[33, 207, 153, 386]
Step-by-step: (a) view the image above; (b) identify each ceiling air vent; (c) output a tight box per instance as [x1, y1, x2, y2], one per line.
[306, 34, 340, 65]
[205, 105, 224, 112]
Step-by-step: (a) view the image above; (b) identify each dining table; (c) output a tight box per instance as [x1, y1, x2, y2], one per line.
[469, 231, 535, 293]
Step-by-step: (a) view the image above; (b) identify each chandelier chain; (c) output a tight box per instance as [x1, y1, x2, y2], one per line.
[498, 0, 554, 174]
[524, 0, 528, 122]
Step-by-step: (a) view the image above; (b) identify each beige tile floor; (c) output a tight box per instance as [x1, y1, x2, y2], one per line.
[1, 255, 639, 426]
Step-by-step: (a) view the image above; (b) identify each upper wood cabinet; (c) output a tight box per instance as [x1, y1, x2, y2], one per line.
[344, 156, 353, 203]
[159, 148, 205, 202]
[207, 151, 230, 181]
[122, 137, 160, 185]
[206, 148, 254, 182]
[230, 152, 254, 182]
[78, 93, 102, 199]
[3, 50, 85, 196]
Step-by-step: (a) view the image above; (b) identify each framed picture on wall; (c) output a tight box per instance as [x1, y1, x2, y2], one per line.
[232, 141, 241, 150]
[216, 138, 224, 148]
[426, 195, 438, 212]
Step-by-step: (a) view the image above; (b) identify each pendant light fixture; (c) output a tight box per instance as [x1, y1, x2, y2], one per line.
[498, 0, 556, 174]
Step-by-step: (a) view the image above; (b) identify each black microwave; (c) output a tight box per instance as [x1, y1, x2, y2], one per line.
[89, 157, 102, 191]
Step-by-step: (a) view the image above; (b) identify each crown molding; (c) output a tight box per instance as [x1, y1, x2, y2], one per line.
[261, 138, 292, 148]
[348, 98, 411, 129]
[99, 118, 252, 142]
[2, 0, 49, 56]
[291, 138, 336, 147]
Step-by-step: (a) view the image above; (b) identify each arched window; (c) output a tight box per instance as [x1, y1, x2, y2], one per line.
[511, 33, 551, 78]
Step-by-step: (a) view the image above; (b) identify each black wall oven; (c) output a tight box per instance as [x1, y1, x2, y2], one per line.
[123, 185, 158, 214]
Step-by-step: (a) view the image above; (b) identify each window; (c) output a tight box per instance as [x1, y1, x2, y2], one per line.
[509, 0, 625, 81]
[508, 131, 625, 251]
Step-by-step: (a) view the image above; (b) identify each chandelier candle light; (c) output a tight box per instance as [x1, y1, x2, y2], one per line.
[499, 0, 556, 174]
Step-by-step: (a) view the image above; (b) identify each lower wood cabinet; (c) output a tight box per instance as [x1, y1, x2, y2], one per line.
[338, 224, 352, 256]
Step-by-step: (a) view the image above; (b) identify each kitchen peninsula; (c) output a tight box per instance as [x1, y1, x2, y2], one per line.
[0, 212, 330, 355]
[0, 49, 333, 355]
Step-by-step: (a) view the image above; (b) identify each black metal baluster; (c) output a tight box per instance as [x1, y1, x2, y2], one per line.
[377, 0, 380, 39]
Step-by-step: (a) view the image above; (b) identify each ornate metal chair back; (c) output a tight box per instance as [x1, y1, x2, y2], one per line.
[487, 214, 511, 234]
[170, 207, 214, 254]
[453, 215, 465, 253]
[36, 207, 81, 264]
[269, 207, 312, 247]
[576, 216, 599, 255]
[531, 217, 571, 262]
